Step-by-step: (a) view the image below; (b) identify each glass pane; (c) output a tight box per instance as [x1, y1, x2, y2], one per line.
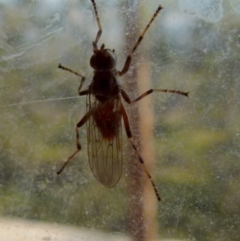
[0, 0, 239, 240]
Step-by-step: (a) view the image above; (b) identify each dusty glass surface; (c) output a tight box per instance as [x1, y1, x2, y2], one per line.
[0, 0, 240, 240]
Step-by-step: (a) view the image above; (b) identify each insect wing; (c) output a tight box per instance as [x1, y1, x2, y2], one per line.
[86, 95, 123, 187]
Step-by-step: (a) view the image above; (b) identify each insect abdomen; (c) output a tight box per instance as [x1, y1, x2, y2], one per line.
[93, 100, 122, 140]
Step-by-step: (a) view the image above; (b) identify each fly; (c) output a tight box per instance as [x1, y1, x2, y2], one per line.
[57, 0, 189, 201]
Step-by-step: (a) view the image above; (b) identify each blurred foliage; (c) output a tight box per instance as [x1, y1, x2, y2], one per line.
[0, 0, 240, 241]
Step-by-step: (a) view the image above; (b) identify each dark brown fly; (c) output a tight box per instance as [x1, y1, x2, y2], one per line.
[57, 0, 189, 201]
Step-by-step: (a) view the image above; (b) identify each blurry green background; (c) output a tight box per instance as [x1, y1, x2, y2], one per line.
[0, 0, 240, 240]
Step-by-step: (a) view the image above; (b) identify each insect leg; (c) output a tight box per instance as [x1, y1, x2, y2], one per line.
[91, 0, 102, 48]
[121, 88, 189, 104]
[79, 89, 89, 96]
[120, 102, 161, 201]
[58, 64, 86, 94]
[118, 5, 163, 76]
[58, 64, 84, 79]
[56, 111, 91, 175]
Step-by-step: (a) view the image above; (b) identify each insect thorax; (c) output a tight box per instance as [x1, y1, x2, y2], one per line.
[91, 70, 120, 102]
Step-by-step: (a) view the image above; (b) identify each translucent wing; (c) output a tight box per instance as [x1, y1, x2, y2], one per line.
[86, 94, 123, 187]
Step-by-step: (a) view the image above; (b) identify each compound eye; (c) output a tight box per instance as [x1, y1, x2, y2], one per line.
[90, 50, 116, 70]
[90, 55, 96, 69]
[105, 50, 116, 69]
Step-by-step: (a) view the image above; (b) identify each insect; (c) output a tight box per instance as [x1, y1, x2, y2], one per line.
[57, 0, 188, 201]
